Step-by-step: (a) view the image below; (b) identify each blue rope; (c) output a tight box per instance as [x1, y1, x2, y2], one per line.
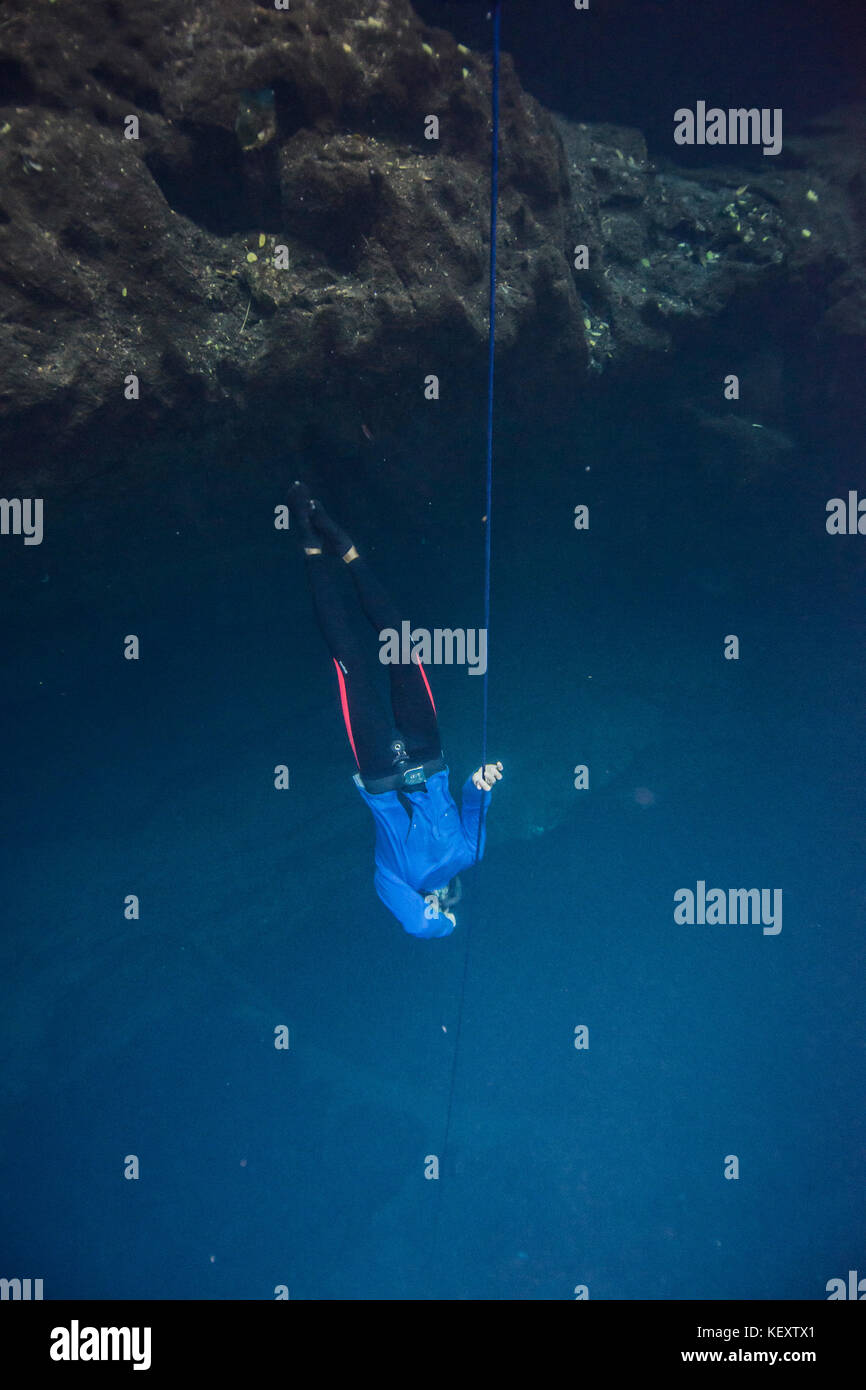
[429, 0, 500, 1293]
[478, 0, 500, 815]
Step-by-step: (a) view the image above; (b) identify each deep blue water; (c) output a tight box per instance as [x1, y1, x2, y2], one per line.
[2, 402, 863, 1299]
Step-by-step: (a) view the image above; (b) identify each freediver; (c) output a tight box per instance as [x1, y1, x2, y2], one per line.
[288, 481, 503, 939]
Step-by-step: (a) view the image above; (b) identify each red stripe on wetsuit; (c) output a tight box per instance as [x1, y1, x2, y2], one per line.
[333, 657, 436, 769]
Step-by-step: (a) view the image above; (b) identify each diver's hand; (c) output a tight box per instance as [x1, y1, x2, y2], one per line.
[472, 761, 503, 791]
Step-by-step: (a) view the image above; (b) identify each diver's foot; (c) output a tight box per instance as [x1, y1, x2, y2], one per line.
[310, 498, 356, 561]
[288, 480, 314, 521]
[288, 481, 321, 552]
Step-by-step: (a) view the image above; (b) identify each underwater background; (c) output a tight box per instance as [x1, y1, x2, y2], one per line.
[1, 0, 864, 1300]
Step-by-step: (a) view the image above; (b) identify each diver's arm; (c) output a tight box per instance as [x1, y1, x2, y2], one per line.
[374, 867, 456, 939]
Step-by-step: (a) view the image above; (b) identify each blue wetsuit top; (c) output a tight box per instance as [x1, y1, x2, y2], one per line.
[353, 768, 490, 939]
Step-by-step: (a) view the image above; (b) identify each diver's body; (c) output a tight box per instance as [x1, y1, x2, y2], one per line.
[288, 481, 503, 939]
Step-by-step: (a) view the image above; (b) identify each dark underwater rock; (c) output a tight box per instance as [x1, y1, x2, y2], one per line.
[0, 0, 581, 475]
[553, 111, 862, 379]
[0, 0, 864, 476]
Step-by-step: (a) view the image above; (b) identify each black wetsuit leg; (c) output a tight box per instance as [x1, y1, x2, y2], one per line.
[304, 552, 441, 776]
[303, 553, 396, 780]
[345, 556, 441, 763]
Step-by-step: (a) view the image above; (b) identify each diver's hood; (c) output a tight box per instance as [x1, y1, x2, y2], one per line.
[436, 876, 462, 910]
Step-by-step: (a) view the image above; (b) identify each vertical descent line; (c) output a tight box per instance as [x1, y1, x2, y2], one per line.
[429, 0, 501, 1298]
[477, 0, 500, 852]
